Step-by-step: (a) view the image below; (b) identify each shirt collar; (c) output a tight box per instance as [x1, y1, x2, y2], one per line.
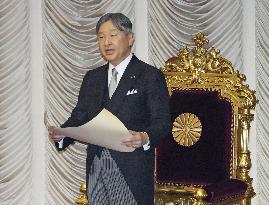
[108, 53, 133, 85]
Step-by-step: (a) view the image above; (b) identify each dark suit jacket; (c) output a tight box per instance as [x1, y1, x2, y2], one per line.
[57, 55, 171, 205]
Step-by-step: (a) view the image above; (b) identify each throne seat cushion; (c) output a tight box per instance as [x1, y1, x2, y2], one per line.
[204, 179, 248, 203]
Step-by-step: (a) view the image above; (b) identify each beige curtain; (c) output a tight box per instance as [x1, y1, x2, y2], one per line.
[148, 0, 244, 71]
[0, 0, 32, 205]
[43, 0, 135, 204]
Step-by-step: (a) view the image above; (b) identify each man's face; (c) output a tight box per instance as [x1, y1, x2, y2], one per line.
[97, 20, 134, 66]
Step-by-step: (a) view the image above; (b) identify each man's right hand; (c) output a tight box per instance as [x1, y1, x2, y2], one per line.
[48, 126, 65, 142]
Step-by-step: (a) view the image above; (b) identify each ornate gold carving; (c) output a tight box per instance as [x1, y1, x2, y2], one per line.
[75, 183, 88, 205]
[172, 113, 202, 147]
[155, 193, 197, 205]
[238, 152, 255, 198]
[193, 188, 207, 205]
[155, 184, 207, 205]
[162, 33, 257, 111]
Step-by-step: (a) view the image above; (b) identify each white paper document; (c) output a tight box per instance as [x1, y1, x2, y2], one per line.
[53, 109, 135, 152]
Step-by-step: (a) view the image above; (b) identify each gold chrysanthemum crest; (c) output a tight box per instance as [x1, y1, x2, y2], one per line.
[172, 113, 202, 147]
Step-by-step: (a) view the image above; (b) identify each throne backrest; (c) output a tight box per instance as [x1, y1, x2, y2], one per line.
[155, 32, 257, 188]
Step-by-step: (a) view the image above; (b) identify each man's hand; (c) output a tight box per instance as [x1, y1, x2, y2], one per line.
[48, 126, 65, 142]
[121, 131, 149, 149]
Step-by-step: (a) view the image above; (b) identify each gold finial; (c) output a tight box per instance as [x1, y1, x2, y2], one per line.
[192, 32, 209, 47]
[75, 183, 88, 205]
[193, 188, 207, 205]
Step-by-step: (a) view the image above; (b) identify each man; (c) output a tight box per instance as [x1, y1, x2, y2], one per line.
[50, 13, 171, 205]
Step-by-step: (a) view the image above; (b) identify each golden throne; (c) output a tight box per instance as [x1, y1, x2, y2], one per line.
[154, 32, 257, 205]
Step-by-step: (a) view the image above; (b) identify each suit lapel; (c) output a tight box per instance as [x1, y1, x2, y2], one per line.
[107, 55, 143, 114]
[93, 64, 109, 111]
